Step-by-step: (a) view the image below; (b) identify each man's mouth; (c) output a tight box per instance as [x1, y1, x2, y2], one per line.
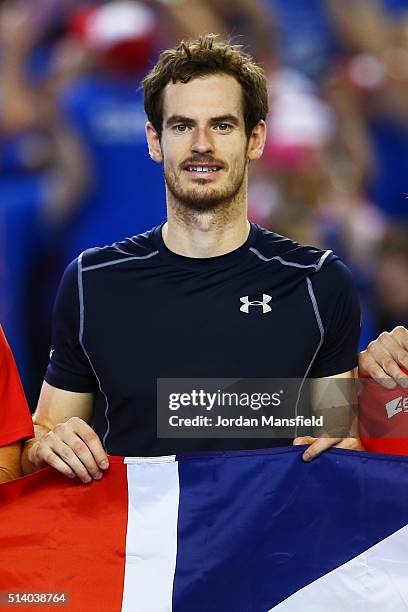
[183, 163, 224, 174]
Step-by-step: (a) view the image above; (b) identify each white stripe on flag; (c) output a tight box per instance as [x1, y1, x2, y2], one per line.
[271, 524, 408, 611]
[121, 458, 179, 612]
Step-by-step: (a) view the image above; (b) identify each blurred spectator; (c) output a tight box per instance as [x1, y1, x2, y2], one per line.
[0, 0, 90, 402]
[327, 0, 408, 220]
[153, 0, 276, 65]
[263, 0, 338, 80]
[249, 67, 384, 257]
[249, 68, 336, 246]
[56, 0, 166, 262]
[375, 227, 408, 331]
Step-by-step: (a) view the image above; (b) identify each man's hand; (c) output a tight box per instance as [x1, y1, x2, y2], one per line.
[29, 417, 109, 484]
[294, 436, 365, 461]
[359, 326, 408, 389]
[22, 382, 106, 482]
[296, 371, 363, 461]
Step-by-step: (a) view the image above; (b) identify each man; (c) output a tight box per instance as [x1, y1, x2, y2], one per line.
[0, 325, 34, 482]
[23, 35, 364, 483]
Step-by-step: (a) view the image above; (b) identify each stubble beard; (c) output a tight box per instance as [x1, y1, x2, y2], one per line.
[164, 162, 247, 215]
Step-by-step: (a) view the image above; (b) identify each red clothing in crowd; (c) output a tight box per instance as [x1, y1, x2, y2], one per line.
[0, 325, 33, 446]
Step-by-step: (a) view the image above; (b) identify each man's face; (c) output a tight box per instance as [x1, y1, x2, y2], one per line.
[147, 74, 258, 212]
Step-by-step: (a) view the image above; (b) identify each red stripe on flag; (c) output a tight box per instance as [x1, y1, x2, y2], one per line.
[0, 457, 128, 611]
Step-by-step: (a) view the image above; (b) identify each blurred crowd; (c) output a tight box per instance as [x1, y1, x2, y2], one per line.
[0, 0, 407, 407]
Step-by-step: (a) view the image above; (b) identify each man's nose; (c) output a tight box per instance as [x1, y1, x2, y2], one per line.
[191, 128, 214, 155]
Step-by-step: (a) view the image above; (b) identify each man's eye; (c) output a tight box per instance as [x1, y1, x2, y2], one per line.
[173, 124, 190, 133]
[215, 123, 232, 132]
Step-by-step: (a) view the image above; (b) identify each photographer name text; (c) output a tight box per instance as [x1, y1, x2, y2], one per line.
[168, 415, 323, 428]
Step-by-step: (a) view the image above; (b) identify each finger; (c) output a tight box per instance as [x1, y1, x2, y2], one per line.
[372, 352, 407, 388]
[57, 431, 103, 480]
[34, 444, 76, 479]
[42, 433, 94, 483]
[391, 326, 408, 352]
[366, 334, 408, 388]
[376, 332, 408, 375]
[293, 437, 316, 446]
[359, 351, 397, 389]
[302, 438, 341, 462]
[334, 438, 365, 451]
[69, 418, 109, 470]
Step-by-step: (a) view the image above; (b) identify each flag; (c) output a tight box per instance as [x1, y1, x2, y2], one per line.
[1, 447, 408, 611]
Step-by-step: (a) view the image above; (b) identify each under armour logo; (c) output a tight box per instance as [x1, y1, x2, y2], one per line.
[240, 294, 272, 314]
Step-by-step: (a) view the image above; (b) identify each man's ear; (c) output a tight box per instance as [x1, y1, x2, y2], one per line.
[145, 121, 163, 163]
[247, 120, 267, 162]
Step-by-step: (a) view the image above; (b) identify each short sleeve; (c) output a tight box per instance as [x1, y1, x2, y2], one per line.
[309, 260, 361, 378]
[45, 259, 98, 392]
[0, 326, 34, 445]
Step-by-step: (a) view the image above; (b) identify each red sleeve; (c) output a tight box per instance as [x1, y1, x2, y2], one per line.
[359, 369, 408, 456]
[0, 326, 34, 446]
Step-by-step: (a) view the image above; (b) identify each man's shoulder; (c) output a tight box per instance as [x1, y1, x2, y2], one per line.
[79, 227, 159, 271]
[253, 225, 337, 271]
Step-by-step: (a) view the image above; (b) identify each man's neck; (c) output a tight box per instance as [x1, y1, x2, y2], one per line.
[162, 200, 250, 259]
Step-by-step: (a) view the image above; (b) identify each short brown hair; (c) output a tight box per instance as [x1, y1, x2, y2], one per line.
[142, 34, 268, 138]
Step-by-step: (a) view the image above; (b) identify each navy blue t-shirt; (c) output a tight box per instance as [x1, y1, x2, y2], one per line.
[46, 224, 360, 456]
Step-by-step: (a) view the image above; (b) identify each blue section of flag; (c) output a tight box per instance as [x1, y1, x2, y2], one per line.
[173, 447, 408, 611]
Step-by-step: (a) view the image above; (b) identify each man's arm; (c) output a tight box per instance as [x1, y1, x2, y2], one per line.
[0, 324, 33, 481]
[294, 369, 364, 461]
[25, 252, 105, 482]
[297, 326, 408, 459]
[292, 258, 362, 460]
[359, 326, 408, 388]
[0, 442, 23, 483]
[21, 382, 108, 484]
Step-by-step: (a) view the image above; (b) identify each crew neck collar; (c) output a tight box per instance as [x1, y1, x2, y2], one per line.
[153, 222, 258, 270]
